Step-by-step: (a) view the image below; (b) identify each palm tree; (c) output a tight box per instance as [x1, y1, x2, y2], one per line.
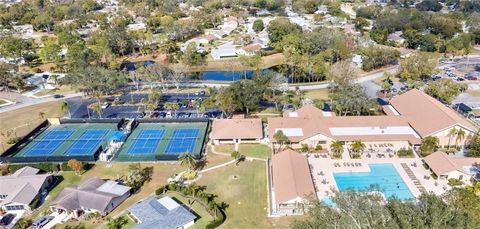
[455, 128, 466, 149]
[92, 91, 103, 118]
[60, 101, 71, 118]
[447, 128, 458, 150]
[91, 103, 102, 118]
[330, 140, 344, 159]
[208, 201, 219, 219]
[350, 140, 365, 157]
[273, 130, 289, 153]
[179, 153, 196, 171]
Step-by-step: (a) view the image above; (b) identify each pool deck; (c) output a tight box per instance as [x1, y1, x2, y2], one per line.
[308, 155, 451, 201]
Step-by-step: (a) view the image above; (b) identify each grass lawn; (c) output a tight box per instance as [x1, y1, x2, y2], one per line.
[304, 89, 329, 101]
[197, 160, 295, 229]
[0, 101, 63, 155]
[0, 98, 7, 105]
[33, 85, 74, 97]
[215, 144, 272, 160]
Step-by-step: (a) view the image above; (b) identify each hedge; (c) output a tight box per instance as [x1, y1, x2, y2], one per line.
[6, 162, 94, 174]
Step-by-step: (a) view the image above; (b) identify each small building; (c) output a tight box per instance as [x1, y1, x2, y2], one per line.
[50, 177, 130, 218]
[0, 166, 55, 212]
[211, 118, 264, 144]
[211, 42, 237, 60]
[129, 196, 196, 229]
[269, 149, 315, 216]
[424, 152, 474, 183]
[388, 31, 405, 45]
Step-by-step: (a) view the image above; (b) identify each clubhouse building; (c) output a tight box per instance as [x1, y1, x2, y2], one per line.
[267, 89, 478, 151]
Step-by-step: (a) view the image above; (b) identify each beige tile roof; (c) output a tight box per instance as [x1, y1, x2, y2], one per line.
[211, 118, 263, 140]
[389, 89, 478, 137]
[282, 105, 328, 118]
[268, 90, 476, 144]
[424, 152, 467, 175]
[268, 115, 420, 143]
[272, 149, 315, 203]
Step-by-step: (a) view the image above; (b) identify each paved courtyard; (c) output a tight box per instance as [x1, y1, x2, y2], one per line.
[308, 154, 451, 201]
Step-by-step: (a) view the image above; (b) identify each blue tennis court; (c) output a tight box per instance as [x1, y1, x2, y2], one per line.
[165, 128, 199, 154]
[128, 129, 165, 154]
[65, 130, 109, 155]
[24, 130, 74, 156]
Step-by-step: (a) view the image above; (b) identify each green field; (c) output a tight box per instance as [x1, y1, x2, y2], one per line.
[15, 123, 117, 158]
[215, 144, 272, 160]
[116, 122, 208, 161]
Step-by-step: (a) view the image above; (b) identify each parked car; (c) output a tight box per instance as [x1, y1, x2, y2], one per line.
[456, 77, 465, 81]
[53, 94, 64, 99]
[32, 215, 54, 229]
[467, 76, 478, 80]
[101, 102, 110, 109]
[0, 213, 15, 226]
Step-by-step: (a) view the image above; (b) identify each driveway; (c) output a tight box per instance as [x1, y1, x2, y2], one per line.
[1, 210, 25, 229]
[0, 91, 82, 114]
[41, 212, 69, 229]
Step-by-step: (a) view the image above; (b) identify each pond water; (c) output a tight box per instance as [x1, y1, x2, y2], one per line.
[196, 70, 256, 81]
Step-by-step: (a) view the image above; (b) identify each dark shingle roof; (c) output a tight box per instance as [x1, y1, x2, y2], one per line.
[129, 196, 196, 229]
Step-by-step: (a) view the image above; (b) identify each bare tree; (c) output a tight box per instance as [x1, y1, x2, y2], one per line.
[169, 67, 186, 90]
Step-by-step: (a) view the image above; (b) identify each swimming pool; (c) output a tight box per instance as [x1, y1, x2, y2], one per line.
[333, 163, 414, 200]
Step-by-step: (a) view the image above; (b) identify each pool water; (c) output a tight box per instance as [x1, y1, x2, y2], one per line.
[333, 163, 414, 200]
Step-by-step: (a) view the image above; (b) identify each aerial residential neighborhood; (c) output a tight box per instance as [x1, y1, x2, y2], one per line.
[1, 0, 480, 228]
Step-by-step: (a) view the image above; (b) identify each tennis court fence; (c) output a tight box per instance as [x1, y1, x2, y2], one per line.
[1, 120, 50, 159]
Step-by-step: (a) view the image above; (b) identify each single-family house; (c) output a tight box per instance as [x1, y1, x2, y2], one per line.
[211, 118, 264, 144]
[236, 43, 262, 56]
[424, 152, 480, 183]
[269, 149, 315, 216]
[388, 31, 405, 45]
[50, 177, 130, 218]
[12, 24, 34, 38]
[211, 42, 237, 60]
[0, 166, 55, 212]
[129, 196, 196, 229]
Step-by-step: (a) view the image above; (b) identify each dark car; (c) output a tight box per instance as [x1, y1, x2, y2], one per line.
[467, 76, 478, 80]
[53, 94, 64, 99]
[0, 213, 15, 226]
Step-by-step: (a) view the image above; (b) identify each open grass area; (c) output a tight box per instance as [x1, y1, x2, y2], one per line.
[0, 98, 7, 105]
[215, 144, 272, 160]
[0, 101, 63, 155]
[304, 89, 330, 101]
[197, 160, 295, 228]
[33, 85, 74, 97]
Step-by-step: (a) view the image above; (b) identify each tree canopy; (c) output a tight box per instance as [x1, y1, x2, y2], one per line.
[293, 189, 480, 229]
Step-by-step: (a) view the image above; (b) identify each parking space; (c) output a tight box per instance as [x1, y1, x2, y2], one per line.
[68, 92, 216, 119]
[0, 210, 25, 229]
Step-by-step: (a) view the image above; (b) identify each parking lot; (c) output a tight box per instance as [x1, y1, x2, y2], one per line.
[67, 92, 219, 120]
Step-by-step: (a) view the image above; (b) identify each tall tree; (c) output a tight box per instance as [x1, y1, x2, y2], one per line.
[330, 140, 344, 158]
[179, 153, 196, 171]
